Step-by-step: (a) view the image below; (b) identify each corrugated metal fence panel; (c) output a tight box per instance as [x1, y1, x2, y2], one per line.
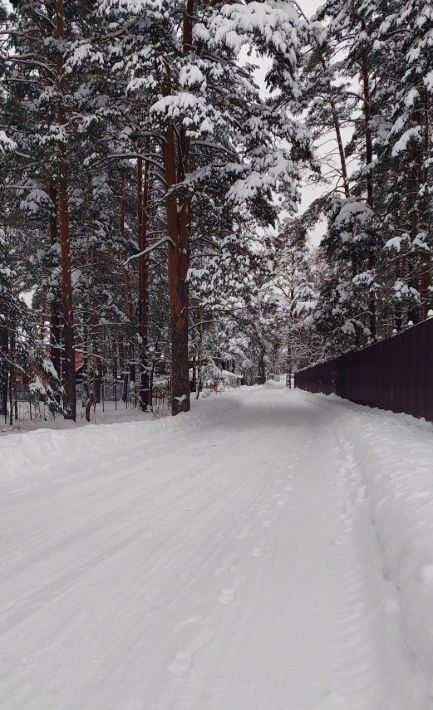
[295, 319, 433, 423]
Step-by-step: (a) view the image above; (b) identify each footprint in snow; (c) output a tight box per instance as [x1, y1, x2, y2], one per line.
[172, 615, 202, 634]
[315, 691, 347, 709]
[214, 554, 238, 577]
[251, 547, 264, 558]
[219, 587, 235, 605]
[257, 508, 270, 517]
[167, 630, 215, 677]
[236, 527, 251, 540]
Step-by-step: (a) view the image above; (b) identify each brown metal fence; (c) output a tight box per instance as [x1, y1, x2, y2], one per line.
[295, 318, 433, 423]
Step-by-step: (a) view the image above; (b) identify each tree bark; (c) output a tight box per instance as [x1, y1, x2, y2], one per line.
[55, 0, 76, 420]
[119, 173, 133, 321]
[0, 325, 8, 418]
[164, 115, 190, 415]
[163, 2, 194, 416]
[48, 184, 62, 385]
[361, 46, 376, 339]
[8, 336, 14, 426]
[319, 55, 350, 200]
[137, 156, 150, 411]
[417, 98, 430, 320]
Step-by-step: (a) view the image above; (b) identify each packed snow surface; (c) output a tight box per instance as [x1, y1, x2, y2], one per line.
[1, 383, 433, 710]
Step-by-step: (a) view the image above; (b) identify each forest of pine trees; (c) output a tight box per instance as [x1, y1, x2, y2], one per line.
[0, 0, 432, 422]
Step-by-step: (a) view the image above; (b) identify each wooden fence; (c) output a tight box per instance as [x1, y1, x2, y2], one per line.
[295, 318, 433, 423]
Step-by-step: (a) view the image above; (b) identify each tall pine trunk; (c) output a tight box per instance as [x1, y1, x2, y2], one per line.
[361, 46, 376, 340]
[55, 0, 76, 420]
[163, 112, 190, 415]
[120, 174, 134, 325]
[417, 98, 430, 320]
[0, 325, 8, 418]
[48, 184, 62, 387]
[163, 0, 194, 416]
[137, 157, 150, 411]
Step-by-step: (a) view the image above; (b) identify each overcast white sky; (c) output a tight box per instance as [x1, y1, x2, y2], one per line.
[301, 0, 322, 17]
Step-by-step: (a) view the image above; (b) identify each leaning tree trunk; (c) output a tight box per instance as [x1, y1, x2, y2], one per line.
[320, 54, 350, 201]
[55, 0, 76, 420]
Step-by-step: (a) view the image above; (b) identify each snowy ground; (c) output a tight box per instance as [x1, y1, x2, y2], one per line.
[1, 383, 433, 710]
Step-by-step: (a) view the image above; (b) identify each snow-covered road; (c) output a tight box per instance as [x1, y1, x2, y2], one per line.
[1, 384, 433, 710]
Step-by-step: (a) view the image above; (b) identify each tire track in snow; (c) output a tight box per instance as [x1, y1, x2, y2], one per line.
[0, 430, 265, 640]
[2, 385, 429, 710]
[106, 432, 306, 708]
[1, 391, 307, 710]
[154, 434, 302, 710]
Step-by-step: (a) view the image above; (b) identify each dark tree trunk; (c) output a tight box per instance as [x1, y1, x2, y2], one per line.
[94, 357, 103, 404]
[163, 67, 191, 416]
[395, 256, 403, 331]
[361, 46, 376, 339]
[417, 98, 430, 320]
[258, 353, 266, 380]
[191, 356, 197, 393]
[120, 173, 134, 323]
[195, 309, 203, 400]
[170, 0, 194, 416]
[122, 369, 128, 403]
[55, 0, 76, 420]
[8, 346, 14, 426]
[319, 54, 350, 200]
[137, 157, 150, 411]
[160, 1, 196, 416]
[407, 124, 425, 325]
[48, 185, 62, 390]
[0, 326, 8, 418]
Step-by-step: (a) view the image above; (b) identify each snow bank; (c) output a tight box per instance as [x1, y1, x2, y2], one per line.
[357, 421, 433, 677]
[0, 388, 250, 481]
[329, 397, 433, 685]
